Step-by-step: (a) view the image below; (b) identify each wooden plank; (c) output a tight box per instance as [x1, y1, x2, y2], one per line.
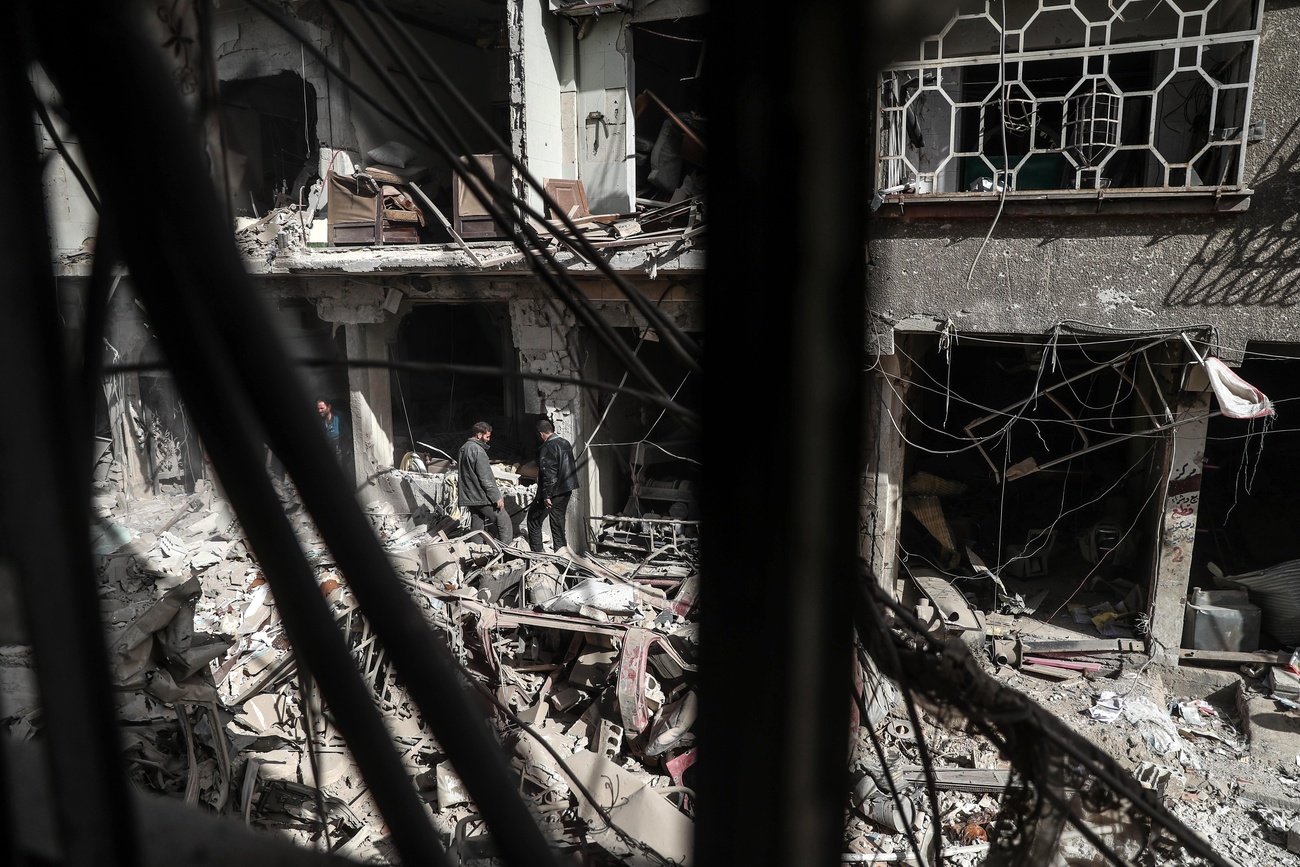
[1021, 663, 1085, 681]
[1178, 648, 1290, 665]
[1022, 656, 1103, 672]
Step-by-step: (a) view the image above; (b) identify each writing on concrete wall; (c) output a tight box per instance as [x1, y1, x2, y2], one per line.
[1163, 467, 1202, 565]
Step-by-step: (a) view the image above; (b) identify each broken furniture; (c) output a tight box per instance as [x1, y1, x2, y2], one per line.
[452, 153, 511, 240]
[545, 178, 590, 221]
[327, 170, 425, 246]
[591, 515, 698, 559]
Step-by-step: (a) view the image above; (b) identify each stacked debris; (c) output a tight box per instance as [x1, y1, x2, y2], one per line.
[5, 457, 703, 862]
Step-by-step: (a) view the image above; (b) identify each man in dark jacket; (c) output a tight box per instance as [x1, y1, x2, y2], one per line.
[528, 418, 579, 553]
[457, 421, 513, 545]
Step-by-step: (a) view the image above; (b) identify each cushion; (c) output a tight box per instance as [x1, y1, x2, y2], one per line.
[366, 140, 419, 168]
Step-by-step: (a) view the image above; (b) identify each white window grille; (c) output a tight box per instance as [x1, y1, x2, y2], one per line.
[875, 0, 1263, 197]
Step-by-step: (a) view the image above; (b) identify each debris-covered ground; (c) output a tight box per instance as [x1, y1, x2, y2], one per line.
[0, 454, 700, 864]
[7, 453, 1300, 865]
[843, 599, 1300, 867]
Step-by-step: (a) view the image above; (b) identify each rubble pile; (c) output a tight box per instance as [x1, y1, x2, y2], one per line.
[4, 465, 702, 863]
[842, 607, 1300, 867]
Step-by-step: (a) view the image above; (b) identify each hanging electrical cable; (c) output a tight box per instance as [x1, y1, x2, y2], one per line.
[352, 0, 702, 369]
[244, 0, 701, 413]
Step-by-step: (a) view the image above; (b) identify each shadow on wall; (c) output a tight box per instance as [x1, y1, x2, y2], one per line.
[1165, 117, 1300, 308]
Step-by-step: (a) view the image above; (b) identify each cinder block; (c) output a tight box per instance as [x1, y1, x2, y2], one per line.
[593, 719, 623, 760]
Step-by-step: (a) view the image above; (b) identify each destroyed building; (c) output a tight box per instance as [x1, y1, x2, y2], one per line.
[848, 0, 1300, 862]
[867, 0, 1300, 667]
[47, 0, 705, 545]
[10, 0, 707, 864]
[10, 0, 1300, 866]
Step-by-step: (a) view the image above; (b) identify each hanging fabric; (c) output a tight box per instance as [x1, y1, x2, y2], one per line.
[1202, 356, 1274, 419]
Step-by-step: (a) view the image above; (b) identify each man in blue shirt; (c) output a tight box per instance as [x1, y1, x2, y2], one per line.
[317, 399, 342, 460]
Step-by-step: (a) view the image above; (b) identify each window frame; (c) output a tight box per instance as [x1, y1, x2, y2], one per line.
[872, 0, 1265, 216]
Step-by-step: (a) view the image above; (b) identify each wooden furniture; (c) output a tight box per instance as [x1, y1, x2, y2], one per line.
[327, 171, 421, 246]
[452, 154, 511, 240]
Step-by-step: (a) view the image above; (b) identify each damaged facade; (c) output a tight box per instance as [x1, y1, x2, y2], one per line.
[14, 0, 1300, 864]
[47, 0, 705, 548]
[868, 0, 1300, 665]
[16, 0, 705, 863]
[858, 0, 1300, 859]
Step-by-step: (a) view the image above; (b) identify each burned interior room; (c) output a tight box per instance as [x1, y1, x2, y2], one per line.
[630, 13, 705, 205]
[391, 302, 524, 459]
[892, 332, 1175, 639]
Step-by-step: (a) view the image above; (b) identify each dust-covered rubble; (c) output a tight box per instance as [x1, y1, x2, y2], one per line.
[2, 465, 699, 864]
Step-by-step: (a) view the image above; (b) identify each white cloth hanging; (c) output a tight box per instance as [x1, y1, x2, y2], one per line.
[1203, 356, 1274, 419]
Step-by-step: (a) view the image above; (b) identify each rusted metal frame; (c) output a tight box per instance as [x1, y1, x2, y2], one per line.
[614, 626, 697, 736]
[963, 335, 1178, 480]
[615, 628, 658, 736]
[466, 600, 696, 673]
[0, 14, 139, 866]
[874, 192, 1253, 218]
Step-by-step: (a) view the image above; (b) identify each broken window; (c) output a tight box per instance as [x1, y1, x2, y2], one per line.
[875, 0, 1263, 197]
[890, 333, 1180, 639]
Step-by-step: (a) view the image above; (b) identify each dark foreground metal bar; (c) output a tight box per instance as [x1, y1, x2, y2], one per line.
[697, 3, 869, 867]
[0, 12, 137, 867]
[32, 4, 557, 866]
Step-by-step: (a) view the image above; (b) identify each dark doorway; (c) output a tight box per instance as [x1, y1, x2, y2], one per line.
[220, 71, 318, 217]
[392, 304, 522, 461]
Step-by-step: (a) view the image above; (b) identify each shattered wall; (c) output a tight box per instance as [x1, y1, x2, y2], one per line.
[515, 0, 569, 216]
[212, 3, 353, 153]
[867, 4, 1300, 363]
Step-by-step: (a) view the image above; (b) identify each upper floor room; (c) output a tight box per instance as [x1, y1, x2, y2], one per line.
[39, 0, 707, 275]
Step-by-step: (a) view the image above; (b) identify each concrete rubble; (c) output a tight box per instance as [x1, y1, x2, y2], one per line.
[14, 462, 1300, 865]
[0, 450, 701, 864]
[840, 592, 1300, 867]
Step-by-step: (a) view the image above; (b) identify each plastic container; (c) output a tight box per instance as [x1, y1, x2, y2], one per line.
[1182, 588, 1261, 652]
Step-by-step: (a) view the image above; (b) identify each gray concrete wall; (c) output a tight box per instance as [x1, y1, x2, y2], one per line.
[867, 2, 1300, 362]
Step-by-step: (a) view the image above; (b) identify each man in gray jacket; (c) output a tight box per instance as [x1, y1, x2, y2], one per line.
[457, 421, 513, 545]
[527, 418, 579, 553]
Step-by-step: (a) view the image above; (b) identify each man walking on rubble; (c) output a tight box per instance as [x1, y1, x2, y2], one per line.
[457, 421, 514, 545]
[527, 418, 579, 554]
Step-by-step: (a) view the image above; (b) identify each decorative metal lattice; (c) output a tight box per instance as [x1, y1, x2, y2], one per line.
[876, 0, 1262, 195]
